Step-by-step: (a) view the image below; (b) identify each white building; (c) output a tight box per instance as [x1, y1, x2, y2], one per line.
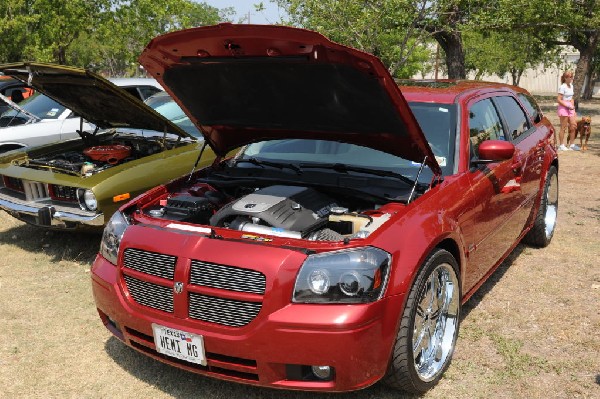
[415, 47, 599, 97]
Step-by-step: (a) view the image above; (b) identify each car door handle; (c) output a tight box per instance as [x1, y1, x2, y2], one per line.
[511, 160, 523, 174]
[535, 142, 545, 155]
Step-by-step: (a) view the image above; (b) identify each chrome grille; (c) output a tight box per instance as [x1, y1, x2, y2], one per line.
[189, 293, 261, 327]
[124, 275, 173, 313]
[123, 248, 176, 280]
[190, 260, 266, 294]
[23, 180, 49, 201]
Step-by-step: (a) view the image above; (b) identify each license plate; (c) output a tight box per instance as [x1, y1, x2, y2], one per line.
[152, 323, 207, 366]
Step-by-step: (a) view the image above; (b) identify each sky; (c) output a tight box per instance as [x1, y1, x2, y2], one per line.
[201, 0, 286, 24]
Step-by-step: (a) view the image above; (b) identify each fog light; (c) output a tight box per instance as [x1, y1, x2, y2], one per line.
[311, 365, 332, 380]
[107, 315, 120, 332]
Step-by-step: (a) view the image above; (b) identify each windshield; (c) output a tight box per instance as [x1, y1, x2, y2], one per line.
[145, 93, 201, 137]
[1, 92, 67, 120]
[238, 102, 456, 182]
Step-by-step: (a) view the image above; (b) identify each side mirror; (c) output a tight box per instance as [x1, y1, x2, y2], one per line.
[472, 140, 515, 165]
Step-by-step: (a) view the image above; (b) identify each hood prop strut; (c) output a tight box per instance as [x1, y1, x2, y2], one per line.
[407, 156, 427, 204]
[76, 117, 99, 146]
[187, 141, 208, 183]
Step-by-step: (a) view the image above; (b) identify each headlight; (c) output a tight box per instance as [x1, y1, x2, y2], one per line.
[100, 211, 129, 265]
[293, 247, 391, 304]
[78, 189, 98, 211]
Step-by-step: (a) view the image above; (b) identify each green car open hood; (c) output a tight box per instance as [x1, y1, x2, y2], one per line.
[139, 23, 441, 174]
[0, 62, 194, 139]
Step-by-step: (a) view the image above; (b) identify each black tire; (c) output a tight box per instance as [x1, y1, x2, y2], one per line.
[383, 248, 461, 394]
[523, 165, 558, 248]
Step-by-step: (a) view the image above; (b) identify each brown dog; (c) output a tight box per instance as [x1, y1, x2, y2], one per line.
[575, 116, 592, 151]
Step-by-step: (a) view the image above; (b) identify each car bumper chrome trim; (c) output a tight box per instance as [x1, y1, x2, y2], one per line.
[0, 196, 104, 227]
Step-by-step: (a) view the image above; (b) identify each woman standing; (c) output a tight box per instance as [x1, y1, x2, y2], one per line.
[557, 70, 580, 151]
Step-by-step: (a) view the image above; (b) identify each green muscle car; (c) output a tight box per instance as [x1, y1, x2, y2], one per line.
[0, 63, 215, 230]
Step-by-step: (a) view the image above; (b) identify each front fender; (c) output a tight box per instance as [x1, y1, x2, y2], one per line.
[371, 182, 470, 300]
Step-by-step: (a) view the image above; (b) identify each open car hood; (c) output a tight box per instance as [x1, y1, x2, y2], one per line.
[139, 24, 440, 174]
[0, 63, 193, 139]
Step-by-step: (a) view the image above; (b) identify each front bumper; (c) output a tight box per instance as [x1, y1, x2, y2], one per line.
[0, 190, 104, 228]
[91, 253, 404, 392]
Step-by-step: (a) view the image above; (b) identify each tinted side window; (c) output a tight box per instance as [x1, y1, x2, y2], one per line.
[494, 96, 530, 140]
[518, 93, 542, 123]
[469, 98, 504, 158]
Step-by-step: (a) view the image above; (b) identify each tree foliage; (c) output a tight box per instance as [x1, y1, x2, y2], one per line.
[464, 31, 561, 85]
[473, 0, 599, 99]
[276, 0, 433, 78]
[0, 0, 231, 76]
[1, 0, 598, 94]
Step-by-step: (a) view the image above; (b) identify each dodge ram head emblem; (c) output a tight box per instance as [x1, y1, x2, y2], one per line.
[173, 282, 184, 294]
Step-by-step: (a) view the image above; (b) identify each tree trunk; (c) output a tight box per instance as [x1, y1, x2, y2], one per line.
[583, 71, 596, 99]
[572, 30, 599, 106]
[54, 45, 67, 65]
[433, 31, 466, 79]
[510, 68, 523, 86]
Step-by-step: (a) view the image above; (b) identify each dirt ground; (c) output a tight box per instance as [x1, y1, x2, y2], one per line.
[0, 100, 598, 399]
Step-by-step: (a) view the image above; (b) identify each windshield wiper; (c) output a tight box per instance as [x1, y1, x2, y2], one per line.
[234, 158, 302, 175]
[298, 162, 417, 186]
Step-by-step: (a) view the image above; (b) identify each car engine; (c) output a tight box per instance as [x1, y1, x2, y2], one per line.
[147, 184, 391, 242]
[21, 135, 173, 176]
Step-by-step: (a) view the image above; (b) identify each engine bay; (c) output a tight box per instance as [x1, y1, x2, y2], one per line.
[142, 182, 395, 242]
[17, 133, 187, 176]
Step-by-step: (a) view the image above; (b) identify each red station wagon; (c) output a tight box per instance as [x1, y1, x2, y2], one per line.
[91, 24, 558, 393]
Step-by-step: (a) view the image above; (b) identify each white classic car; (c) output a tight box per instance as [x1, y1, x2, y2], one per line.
[0, 73, 163, 153]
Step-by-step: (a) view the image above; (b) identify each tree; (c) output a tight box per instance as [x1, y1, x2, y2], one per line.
[475, 0, 599, 101]
[0, 0, 232, 75]
[464, 31, 561, 85]
[26, 0, 112, 64]
[276, 0, 436, 78]
[419, 1, 468, 79]
[97, 0, 226, 75]
[0, 1, 39, 63]
[564, 0, 599, 101]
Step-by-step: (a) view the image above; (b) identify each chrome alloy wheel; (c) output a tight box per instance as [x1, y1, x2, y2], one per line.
[544, 171, 558, 239]
[412, 263, 460, 382]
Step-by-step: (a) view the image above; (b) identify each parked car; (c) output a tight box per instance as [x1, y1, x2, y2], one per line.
[91, 24, 558, 394]
[0, 63, 213, 230]
[0, 73, 164, 152]
[0, 75, 34, 115]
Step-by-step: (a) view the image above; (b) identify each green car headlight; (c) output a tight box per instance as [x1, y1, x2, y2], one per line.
[293, 247, 391, 304]
[100, 211, 129, 265]
[78, 188, 98, 211]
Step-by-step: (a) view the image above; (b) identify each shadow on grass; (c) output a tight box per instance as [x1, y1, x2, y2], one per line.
[104, 336, 421, 399]
[0, 221, 100, 265]
[461, 243, 526, 319]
